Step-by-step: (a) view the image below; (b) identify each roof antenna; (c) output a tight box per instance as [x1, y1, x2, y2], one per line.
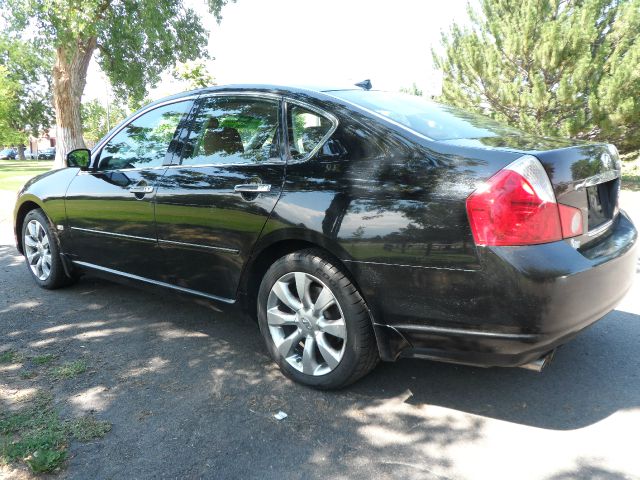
[354, 79, 372, 91]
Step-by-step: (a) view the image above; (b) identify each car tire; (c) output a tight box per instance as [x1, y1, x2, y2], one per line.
[257, 249, 379, 389]
[21, 209, 73, 289]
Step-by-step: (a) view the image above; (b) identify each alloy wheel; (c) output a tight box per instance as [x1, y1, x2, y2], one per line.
[24, 219, 52, 281]
[266, 272, 347, 376]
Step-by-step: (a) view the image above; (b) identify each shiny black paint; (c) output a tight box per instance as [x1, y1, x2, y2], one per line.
[274, 98, 521, 270]
[13, 84, 639, 369]
[64, 167, 167, 278]
[153, 94, 286, 299]
[155, 162, 285, 298]
[14, 168, 79, 253]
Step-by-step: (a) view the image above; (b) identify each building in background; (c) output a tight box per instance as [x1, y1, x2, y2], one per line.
[28, 129, 56, 156]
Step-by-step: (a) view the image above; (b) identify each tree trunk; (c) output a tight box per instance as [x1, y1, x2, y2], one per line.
[17, 144, 25, 161]
[52, 38, 96, 169]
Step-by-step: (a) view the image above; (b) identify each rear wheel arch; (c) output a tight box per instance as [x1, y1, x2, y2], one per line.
[240, 238, 365, 321]
[239, 235, 397, 363]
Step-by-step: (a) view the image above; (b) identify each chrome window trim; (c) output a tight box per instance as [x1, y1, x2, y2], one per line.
[283, 98, 339, 164]
[78, 165, 169, 175]
[90, 96, 198, 170]
[198, 91, 283, 101]
[323, 91, 435, 142]
[72, 260, 236, 304]
[165, 161, 285, 170]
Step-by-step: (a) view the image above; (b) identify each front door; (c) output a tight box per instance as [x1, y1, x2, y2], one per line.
[154, 94, 285, 300]
[65, 99, 194, 278]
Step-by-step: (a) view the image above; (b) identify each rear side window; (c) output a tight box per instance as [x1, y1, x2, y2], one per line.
[97, 101, 191, 170]
[287, 105, 334, 160]
[181, 96, 281, 166]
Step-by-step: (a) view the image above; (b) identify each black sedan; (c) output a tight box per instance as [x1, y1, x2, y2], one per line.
[13, 84, 638, 389]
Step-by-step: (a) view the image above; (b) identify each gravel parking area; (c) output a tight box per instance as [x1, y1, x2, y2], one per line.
[1, 190, 639, 479]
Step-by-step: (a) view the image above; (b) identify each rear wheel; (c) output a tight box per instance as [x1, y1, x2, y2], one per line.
[257, 249, 378, 389]
[21, 209, 73, 289]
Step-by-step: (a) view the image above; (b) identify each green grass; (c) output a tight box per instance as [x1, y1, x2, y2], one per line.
[0, 392, 111, 473]
[621, 151, 640, 190]
[32, 354, 56, 366]
[0, 160, 53, 192]
[16, 354, 57, 380]
[20, 371, 38, 380]
[0, 392, 67, 473]
[50, 360, 87, 380]
[66, 416, 111, 442]
[0, 350, 24, 364]
[621, 152, 639, 175]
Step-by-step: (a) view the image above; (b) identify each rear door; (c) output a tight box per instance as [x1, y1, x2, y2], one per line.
[65, 99, 194, 278]
[154, 93, 285, 300]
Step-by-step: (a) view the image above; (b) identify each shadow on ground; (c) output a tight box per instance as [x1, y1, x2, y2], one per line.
[1, 244, 639, 479]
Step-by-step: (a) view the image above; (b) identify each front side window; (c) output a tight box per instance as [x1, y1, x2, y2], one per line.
[287, 105, 333, 160]
[97, 101, 191, 170]
[182, 96, 280, 166]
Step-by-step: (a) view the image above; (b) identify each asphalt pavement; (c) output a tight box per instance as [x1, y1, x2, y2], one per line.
[1, 190, 639, 480]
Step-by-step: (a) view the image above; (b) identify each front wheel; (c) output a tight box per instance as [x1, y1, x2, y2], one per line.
[21, 209, 73, 289]
[257, 249, 378, 389]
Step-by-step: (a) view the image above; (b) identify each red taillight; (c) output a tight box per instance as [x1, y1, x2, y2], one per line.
[466, 155, 582, 246]
[559, 204, 583, 238]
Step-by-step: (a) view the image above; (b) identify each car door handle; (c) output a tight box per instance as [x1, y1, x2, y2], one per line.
[234, 184, 272, 193]
[129, 185, 154, 194]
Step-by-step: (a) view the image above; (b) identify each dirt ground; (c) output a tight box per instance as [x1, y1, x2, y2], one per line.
[1, 190, 639, 480]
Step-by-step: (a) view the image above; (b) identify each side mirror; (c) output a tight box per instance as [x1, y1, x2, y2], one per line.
[66, 148, 91, 170]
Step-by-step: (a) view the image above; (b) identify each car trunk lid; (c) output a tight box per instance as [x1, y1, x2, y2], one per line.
[533, 143, 621, 246]
[440, 135, 621, 247]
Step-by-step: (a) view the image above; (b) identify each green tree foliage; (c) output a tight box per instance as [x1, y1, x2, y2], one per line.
[173, 59, 217, 90]
[1, 0, 231, 166]
[0, 65, 22, 146]
[400, 82, 423, 96]
[0, 35, 54, 157]
[81, 99, 127, 146]
[433, 0, 640, 152]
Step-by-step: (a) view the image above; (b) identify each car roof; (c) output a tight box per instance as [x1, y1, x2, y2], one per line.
[145, 83, 365, 108]
[194, 83, 362, 95]
[98, 83, 380, 153]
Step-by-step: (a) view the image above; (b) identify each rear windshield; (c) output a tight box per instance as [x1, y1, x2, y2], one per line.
[330, 90, 520, 141]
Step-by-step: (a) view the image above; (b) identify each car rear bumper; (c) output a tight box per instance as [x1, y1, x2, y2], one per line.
[356, 211, 638, 366]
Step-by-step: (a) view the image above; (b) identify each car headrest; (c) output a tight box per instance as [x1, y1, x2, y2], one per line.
[301, 126, 327, 152]
[203, 121, 244, 156]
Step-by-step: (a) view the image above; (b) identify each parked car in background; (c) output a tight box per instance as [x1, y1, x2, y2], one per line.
[24, 151, 38, 160]
[0, 148, 17, 159]
[12, 84, 638, 389]
[38, 147, 56, 160]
